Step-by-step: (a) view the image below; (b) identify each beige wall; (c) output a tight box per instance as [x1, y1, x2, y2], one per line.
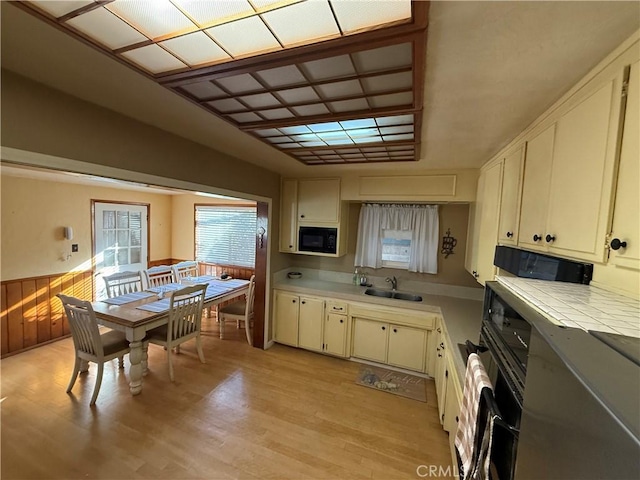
[289, 203, 481, 288]
[0, 175, 172, 281]
[1, 70, 289, 282]
[171, 193, 256, 262]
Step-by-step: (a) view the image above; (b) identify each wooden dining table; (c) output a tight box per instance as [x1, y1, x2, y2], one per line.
[91, 277, 250, 395]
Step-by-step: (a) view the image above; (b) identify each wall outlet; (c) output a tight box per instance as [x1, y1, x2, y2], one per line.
[72, 244, 78, 252]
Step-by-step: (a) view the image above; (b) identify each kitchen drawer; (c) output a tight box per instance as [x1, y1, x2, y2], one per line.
[349, 302, 437, 330]
[326, 301, 348, 314]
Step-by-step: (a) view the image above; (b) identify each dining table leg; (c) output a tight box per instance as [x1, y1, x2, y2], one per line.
[126, 329, 147, 395]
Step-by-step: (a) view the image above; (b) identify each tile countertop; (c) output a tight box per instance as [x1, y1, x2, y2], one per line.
[274, 277, 484, 382]
[496, 276, 640, 338]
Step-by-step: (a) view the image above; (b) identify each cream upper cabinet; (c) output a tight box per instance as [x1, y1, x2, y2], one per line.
[545, 77, 623, 262]
[609, 61, 640, 271]
[279, 179, 298, 253]
[469, 162, 502, 285]
[273, 291, 299, 347]
[297, 297, 325, 352]
[497, 145, 525, 245]
[297, 178, 340, 224]
[519, 125, 556, 251]
[387, 325, 426, 372]
[465, 172, 485, 277]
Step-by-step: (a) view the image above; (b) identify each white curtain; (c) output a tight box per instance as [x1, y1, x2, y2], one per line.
[355, 204, 439, 274]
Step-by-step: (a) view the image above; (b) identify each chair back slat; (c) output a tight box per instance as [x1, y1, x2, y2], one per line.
[171, 261, 198, 282]
[245, 275, 256, 318]
[57, 294, 102, 357]
[167, 285, 206, 342]
[103, 271, 143, 298]
[144, 266, 175, 288]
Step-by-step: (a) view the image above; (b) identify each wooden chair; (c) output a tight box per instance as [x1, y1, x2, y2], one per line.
[218, 275, 255, 346]
[102, 271, 143, 298]
[143, 265, 175, 289]
[57, 294, 130, 406]
[145, 284, 207, 381]
[171, 261, 198, 282]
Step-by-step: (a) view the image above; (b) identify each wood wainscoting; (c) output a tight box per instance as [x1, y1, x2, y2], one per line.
[1, 270, 94, 358]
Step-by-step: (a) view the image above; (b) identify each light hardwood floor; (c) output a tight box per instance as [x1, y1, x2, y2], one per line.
[1, 319, 453, 479]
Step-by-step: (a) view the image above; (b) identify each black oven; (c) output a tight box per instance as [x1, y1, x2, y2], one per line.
[298, 226, 337, 254]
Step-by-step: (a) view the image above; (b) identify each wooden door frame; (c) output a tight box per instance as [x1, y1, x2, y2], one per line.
[252, 201, 268, 349]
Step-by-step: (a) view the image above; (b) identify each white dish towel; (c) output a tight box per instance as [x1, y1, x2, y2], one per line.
[454, 352, 494, 479]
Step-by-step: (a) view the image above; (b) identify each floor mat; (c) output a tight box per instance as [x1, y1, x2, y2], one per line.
[355, 364, 427, 402]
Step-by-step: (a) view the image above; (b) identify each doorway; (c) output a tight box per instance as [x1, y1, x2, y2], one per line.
[92, 201, 149, 300]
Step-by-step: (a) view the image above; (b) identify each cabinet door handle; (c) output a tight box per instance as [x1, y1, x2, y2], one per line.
[533, 234, 542, 242]
[437, 327, 442, 333]
[440, 342, 444, 349]
[438, 353, 442, 357]
[445, 370, 448, 378]
[506, 231, 513, 238]
[456, 416, 459, 423]
[339, 319, 344, 324]
[611, 238, 628, 250]
[301, 301, 306, 304]
[292, 299, 296, 303]
[393, 328, 397, 333]
[545, 234, 556, 243]
[381, 326, 386, 331]
[289, 244, 293, 248]
[300, 214, 305, 218]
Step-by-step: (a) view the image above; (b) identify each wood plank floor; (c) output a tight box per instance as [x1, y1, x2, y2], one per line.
[1, 319, 453, 479]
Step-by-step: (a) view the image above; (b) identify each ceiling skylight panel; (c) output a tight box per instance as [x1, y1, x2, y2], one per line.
[291, 104, 329, 116]
[107, 0, 197, 39]
[316, 131, 350, 140]
[66, 7, 148, 50]
[291, 133, 321, 142]
[279, 126, 311, 134]
[301, 55, 355, 81]
[180, 81, 228, 99]
[329, 98, 369, 112]
[325, 138, 354, 146]
[353, 136, 383, 144]
[340, 119, 376, 129]
[370, 92, 413, 108]
[253, 128, 281, 137]
[261, 0, 339, 47]
[161, 31, 230, 66]
[207, 98, 246, 112]
[331, 0, 411, 34]
[216, 74, 264, 93]
[229, 112, 262, 123]
[206, 16, 281, 57]
[276, 87, 319, 104]
[121, 44, 187, 73]
[347, 128, 380, 138]
[375, 114, 414, 126]
[171, 0, 255, 26]
[316, 80, 363, 99]
[30, 0, 93, 18]
[259, 108, 294, 119]
[255, 65, 306, 88]
[238, 92, 281, 108]
[362, 71, 413, 94]
[353, 43, 413, 72]
[308, 122, 342, 132]
[249, 0, 299, 11]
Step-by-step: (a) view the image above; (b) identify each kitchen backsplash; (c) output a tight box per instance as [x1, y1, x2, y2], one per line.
[497, 276, 640, 338]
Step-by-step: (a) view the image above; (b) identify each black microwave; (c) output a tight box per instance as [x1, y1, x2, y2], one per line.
[298, 226, 337, 254]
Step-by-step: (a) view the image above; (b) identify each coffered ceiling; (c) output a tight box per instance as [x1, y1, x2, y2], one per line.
[1, 1, 639, 175]
[16, 0, 426, 166]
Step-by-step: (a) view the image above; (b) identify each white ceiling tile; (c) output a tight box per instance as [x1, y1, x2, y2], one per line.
[369, 92, 413, 108]
[325, 138, 354, 146]
[301, 55, 355, 81]
[379, 125, 413, 135]
[255, 65, 306, 88]
[262, 0, 339, 47]
[172, 0, 255, 26]
[161, 31, 230, 65]
[361, 71, 413, 93]
[215, 74, 264, 93]
[279, 126, 311, 134]
[206, 16, 281, 57]
[66, 7, 148, 50]
[340, 119, 376, 129]
[258, 108, 294, 119]
[375, 114, 414, 126]
[279, 143, 301, 148]
[316, 80, 363, 99]
[207, 98, 246, 112]
[238, 92, 281, 108]
[181, 81, 228, 99]
[383, 133, 414, 141]
[107, 0, 196, 39]
[253, 128, 281, 137]
[291, 104, 330, 116]
[121, 44, 187, 73]
[352, 43, 413, 73]
[276, 86, 319, 104]
[331, 0, 411, 34]
[265, 136, 294, 143]
[30, 0, 93, 18]
[329, 98, 369, 112]
[228, 112, 262, 123]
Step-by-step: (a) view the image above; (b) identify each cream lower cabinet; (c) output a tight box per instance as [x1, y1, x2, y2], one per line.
[273, 290, 349, 358]
[350, 303, 436, 374]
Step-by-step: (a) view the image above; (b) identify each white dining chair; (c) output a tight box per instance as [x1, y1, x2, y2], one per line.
[102, 271, 143, 298]
[143, 265, 175, 289]
[172, 261, 198, 282]
[57, 294, 131, 406]
[218, 275, 255, 346]
[145, 284, 207, 381]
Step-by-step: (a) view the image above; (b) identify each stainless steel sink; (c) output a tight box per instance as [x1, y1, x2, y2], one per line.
[364, 288, 422, 302]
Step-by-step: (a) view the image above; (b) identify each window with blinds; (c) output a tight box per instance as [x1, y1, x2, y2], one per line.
[195, 205, 257, 267]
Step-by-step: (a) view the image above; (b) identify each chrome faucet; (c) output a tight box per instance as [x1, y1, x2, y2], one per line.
[385, 276, 398, 291]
